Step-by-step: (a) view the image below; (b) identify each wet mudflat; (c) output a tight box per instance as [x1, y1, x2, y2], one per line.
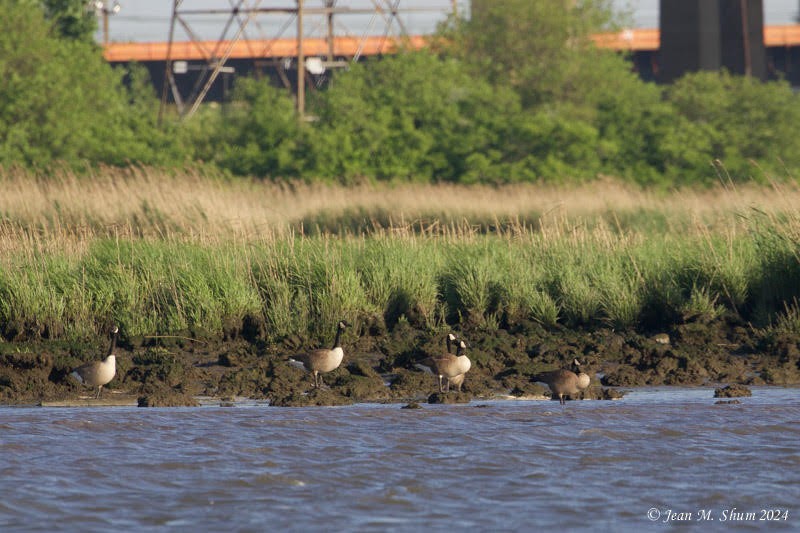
[1, 387, 798, 531]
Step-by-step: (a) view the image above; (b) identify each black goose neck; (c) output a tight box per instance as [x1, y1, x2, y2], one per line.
[332, 325, 343, 349]
[108, 329, 118, 355]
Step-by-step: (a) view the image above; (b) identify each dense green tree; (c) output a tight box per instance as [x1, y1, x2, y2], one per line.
[586, 60, 714, 186]
[0, 0, 183, 168]
[444, 0, 622, 110]
[307, 51, 528, 183]
[666, 71, 800, 182]
[42, 0, 98, 42]
[205, 78, 305, 178]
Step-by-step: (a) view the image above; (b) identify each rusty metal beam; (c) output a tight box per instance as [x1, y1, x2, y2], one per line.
[159, 1, 455, 121]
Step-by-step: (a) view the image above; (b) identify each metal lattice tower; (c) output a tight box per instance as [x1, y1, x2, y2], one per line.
[158, 1, 458, 121]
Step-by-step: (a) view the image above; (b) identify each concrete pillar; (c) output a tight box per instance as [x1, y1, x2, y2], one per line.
[658, 0, 765, 82]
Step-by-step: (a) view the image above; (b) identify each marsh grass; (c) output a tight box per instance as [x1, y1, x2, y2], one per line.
[771, 298, 800, 336]
[4, 166, 800, 240]
[2, 168, 800, 341]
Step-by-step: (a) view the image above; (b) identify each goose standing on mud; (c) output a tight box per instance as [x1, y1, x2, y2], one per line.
[429, 336, 471, 393]
[71, 326, 119, 399]
[414, 333, 455, 390]
[448, 339, 471, 393]
[532, 363, 581, 405]
[289, 321, 349, 388]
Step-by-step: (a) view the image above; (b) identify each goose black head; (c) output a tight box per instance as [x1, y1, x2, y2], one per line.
[338, 320, 350, 330]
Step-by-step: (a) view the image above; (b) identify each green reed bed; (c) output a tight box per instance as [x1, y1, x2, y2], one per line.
[1, 212, 798, 343]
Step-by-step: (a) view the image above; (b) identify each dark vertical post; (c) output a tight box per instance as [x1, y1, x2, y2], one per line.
[326, 0, 335, 63]
[720, 0, 766, 79]
[102, 8, 110, 45]
[158, 0, 180, 126]
[659, 0, 765, 82]
[659, 0, 721, 83]
[297, 0, 305, 118]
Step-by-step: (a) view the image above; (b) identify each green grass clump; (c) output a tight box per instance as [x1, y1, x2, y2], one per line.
[2, 187, 800, 342]
[357, 238, 442, 329]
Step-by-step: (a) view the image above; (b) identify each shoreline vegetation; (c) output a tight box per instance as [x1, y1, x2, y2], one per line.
[2, 170, 800, 406]
[4, 3, 800, 406]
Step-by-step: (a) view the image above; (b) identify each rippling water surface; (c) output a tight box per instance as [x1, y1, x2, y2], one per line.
[2, 387, 799, 532]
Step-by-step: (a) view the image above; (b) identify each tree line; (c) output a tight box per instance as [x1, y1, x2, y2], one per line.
[3, 0, 800, 186]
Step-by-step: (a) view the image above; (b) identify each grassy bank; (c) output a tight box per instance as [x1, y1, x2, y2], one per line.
[2, 169, 800, 344]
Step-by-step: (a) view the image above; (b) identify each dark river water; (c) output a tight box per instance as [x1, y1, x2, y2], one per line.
[1, 387, 798, 532]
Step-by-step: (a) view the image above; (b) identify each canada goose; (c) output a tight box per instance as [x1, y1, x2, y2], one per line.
[71, 326, 119, 399]
[289, 321, 349, 388]
[430, 339, 471, 393]
[413, 332, 455, 378]
[573, 359, 591, 391]
[533, 364, 581, 405]
[448, 340, 471, 392]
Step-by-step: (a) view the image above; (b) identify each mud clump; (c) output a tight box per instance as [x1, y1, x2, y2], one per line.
[217, 347, 252, 367]
[601, 365, 644, 387]
[755, 331, 800, 384]
[507, 382, 550, 399]
[126, 348, 198, 393]
[269, 387, 354, 407]
[428, 391, 472, 404]
[498, 367, 549, 398]
[599, 388, 625, 400]
[388, 368, 434, 400]
[266, 361, 388, 406]
[714, 384, 752, 398]
[577, 387, 626, 401]
[1, 353, 53, 370]
[0, 352, 62, 402]
[332, 361, 392, 401]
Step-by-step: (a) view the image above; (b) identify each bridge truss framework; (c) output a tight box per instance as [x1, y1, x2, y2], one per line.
[158, 0, 458, 121]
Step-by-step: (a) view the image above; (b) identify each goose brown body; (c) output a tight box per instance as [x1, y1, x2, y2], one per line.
[425, 333, 457, 392]
[290, 321, 348, 388]
[430, 338, 470, 393]
[534, 367, 581, 405]
[71, 326, 119, 399]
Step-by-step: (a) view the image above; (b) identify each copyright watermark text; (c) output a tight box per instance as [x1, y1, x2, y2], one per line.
[647, 507, 789, 523]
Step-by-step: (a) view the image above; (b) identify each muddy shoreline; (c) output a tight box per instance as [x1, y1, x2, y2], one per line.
[2, 315, 799, 407]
